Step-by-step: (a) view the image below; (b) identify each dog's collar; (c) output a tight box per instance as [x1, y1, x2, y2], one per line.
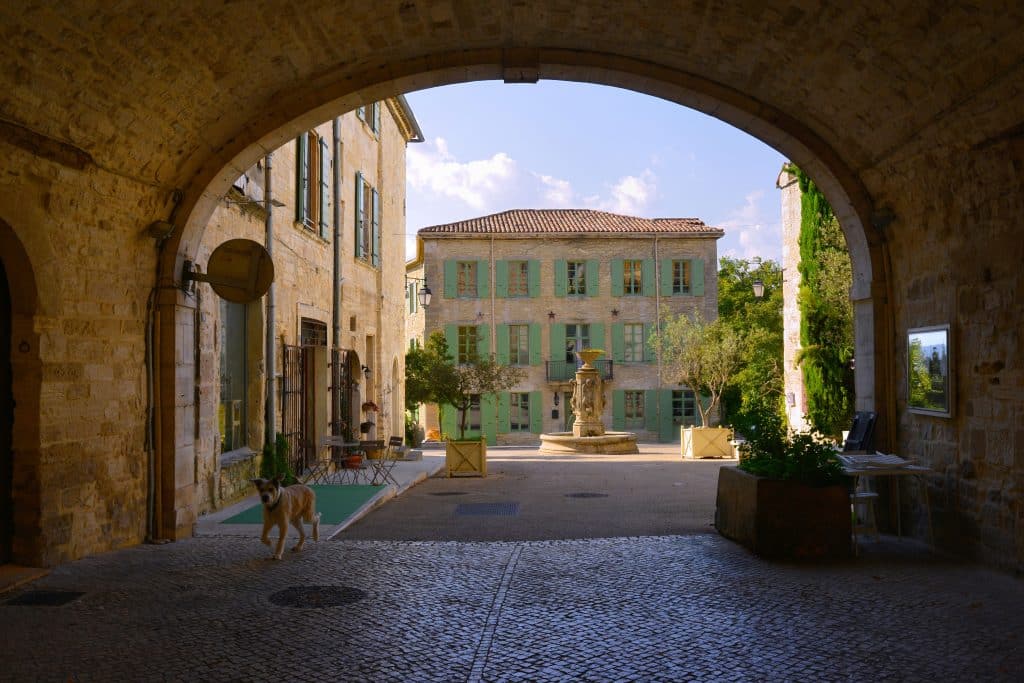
[266, 494, 283, 512]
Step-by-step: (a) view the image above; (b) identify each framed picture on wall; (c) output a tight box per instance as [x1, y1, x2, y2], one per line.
[907, 324, 953, 417]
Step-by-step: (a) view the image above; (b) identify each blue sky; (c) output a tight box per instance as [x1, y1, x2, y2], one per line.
[403, 81, 787, 263]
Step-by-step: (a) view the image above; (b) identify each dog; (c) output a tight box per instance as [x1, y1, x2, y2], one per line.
[250, 476, 321, 560]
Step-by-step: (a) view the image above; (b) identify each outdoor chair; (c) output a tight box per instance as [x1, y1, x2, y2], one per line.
[312, 435, 367, 485]
[363, 438, 399, 487]
[842, 411, 877, 453]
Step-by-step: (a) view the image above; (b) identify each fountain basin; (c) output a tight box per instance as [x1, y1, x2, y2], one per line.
[538, 431, 639, 455]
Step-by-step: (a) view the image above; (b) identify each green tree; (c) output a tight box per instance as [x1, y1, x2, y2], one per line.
[405, 331, 523, 439]
[717, 256, 785, 437]
[649, 308, 742, 427]
[790, 164, 854, 437]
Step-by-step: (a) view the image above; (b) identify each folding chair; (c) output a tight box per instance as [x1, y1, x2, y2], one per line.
[363, 439, 399, 487]
[319, 435, 368, 485]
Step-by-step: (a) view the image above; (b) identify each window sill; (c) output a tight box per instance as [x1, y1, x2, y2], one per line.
[220, 446, 257, 468]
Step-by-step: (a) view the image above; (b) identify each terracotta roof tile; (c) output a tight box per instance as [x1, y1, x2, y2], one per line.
[418, 209, 723, 236]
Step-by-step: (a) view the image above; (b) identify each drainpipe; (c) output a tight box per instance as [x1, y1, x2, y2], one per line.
[653, 235, 662, 438]
[489, 234, 496, 352]
[332, 118, 342, 351]
[264, 153, 276, 445]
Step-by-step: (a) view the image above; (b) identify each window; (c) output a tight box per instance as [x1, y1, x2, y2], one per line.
[564, 324, 591, 362]
[456, 261, 478, 298]
[672, 389, 697, 425]
[219, 300, 247, 453]
[510, 393, 531, 432]
[624, 390, 644, 428]
[508, 325, 529, 365]
[623, 259, 643, 294]
[296, 131, 330, 238]
[457, 325, 478, 363]
[671, 260, 691, 295]
[300, 318, 327, 347]
[459, 394, 481, 432]
[567, 260, 587, 295]
[356, 101, 382, 135]
[623, 323, 645, 362]
[354, 172, 380, 265]
[507, 261, 528, 297]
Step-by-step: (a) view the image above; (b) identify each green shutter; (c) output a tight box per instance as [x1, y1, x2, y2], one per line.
[319, 137, 330, 239]
[644, 323, 656, 363]
[589, 323, 604, 353]
[296, 134, 308, 223]
[528, 260, 541, 297]
[611, 260, 624, 297]
[658, 390, 675, 442]
[660, 259, 673, 296]
[481, 394, 497, 446]
[554, 259, 567, 297]
[586, 259, 599, 297]
[443, 260, 457, 298]
[495, 260, 508, 298]
[477, 324, 490, 359]
[642, 259, 656, 296]
[354, 171, 365, 258]
[497, 392, 511, 434]
[691, 258, 705, 297]
[549, 323, 566, 365]
[529, 390, 544, 433]
[444, 324, 458, 362]
[612, 390, 625, 431]
[374, 102, 382, 135]
[440, 404, 456, 439]
[477, 260, 490, 299]
[529, 323, 542, 366]
[644, 390, 659, 432]
[371, 187, 380, 267]
[357, 105, 366, 122]
[610, 323, 625, 362]
[495, 324, 510, 364]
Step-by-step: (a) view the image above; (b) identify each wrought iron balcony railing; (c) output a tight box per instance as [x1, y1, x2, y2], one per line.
[545, 359, 613, 382]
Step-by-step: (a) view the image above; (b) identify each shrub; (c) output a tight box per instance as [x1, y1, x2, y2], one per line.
[259, 432, 296, 485]
[738, 420, 845, 487]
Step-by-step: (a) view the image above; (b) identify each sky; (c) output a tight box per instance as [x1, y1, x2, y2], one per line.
[402, 81, 788, 263]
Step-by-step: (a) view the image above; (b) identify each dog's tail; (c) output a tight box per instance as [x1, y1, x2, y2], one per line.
[312, 512, 321, 541]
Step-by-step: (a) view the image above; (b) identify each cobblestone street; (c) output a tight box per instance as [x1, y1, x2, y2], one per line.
[2, 533, 1023, 681]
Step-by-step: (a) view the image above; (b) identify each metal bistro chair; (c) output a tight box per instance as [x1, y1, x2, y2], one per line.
[317, 435, 368, 485]
[363, 438, 399, 487]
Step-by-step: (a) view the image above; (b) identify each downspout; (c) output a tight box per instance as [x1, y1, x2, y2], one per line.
[489, 234, 496, 351]
[332, 118, 343, 435]
[653, 235, 662, 438]
[145, 286, 156, 541]
[264, 153, 276, 445]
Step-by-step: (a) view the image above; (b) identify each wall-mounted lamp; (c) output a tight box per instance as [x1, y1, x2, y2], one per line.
[405, 275, 432, 307]
[548, 311, 556, 320]
[553, 393, 560, 406]
[786, 391, 796, 407]
[361, 365, 371, 379]
[752, 279, 765, 298]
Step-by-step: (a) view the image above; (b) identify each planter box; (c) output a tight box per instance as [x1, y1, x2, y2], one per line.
[715, 466, 851, 560]
[681, 426, 734, 459]
[446, 439, 487, 477]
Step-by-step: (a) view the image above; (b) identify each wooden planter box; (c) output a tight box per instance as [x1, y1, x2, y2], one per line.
[681, 426, 734, 459]
[446, 439, 487, 477]
[715, 466, 851, 561]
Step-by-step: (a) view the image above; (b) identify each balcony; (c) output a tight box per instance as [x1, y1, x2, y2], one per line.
[545, 359, 614, 382]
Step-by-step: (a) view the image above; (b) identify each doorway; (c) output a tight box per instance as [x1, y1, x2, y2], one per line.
[0, 260, 12, 564]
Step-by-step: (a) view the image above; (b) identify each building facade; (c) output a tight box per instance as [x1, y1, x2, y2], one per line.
[411, 210, 722, 445]
[193, 98, 422, 514]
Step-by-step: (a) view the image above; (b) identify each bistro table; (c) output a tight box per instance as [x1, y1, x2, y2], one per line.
[838, 452, 933, 544]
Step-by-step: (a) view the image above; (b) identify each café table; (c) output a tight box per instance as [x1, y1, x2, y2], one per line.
[838, 452, 933, 544]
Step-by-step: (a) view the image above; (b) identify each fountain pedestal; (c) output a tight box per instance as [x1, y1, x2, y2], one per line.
[539, 350, 638, 455]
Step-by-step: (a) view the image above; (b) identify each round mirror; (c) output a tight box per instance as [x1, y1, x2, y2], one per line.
[205, 239, 274, 303]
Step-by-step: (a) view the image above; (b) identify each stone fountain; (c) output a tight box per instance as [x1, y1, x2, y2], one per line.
[538, 349, 639, 454]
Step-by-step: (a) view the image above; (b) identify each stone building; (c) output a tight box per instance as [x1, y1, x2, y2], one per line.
[412, 209, 723, 444]
[777, 167, 810, 432]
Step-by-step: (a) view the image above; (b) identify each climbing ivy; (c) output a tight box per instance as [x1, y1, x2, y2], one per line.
[789, 164, 855, 437]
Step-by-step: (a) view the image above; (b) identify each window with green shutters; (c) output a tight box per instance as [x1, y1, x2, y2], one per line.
[460, 394, 481, 432]
[356, 102, 381, 135]
[456, 261, 477, 298]
[510, 393, 531, 432]
[507, 261, 528, 296]
[354, 172, 377, 262]
[564, 324, 590, 362]
[567, 260, 586, 295]
[624, 390, 644, 427]
[672, 260, 691, 294]
[623, 259, 643, 294]
[457, 325, 478, 363]
[623, 323, 644, 362]
[660, 258, 705, 297]
[672, 389, 698, 425]
[296, 131, 329, 236]
[508, 324, 529, 365]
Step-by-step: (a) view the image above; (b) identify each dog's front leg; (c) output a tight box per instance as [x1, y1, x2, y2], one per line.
[260, 514, 272, 547]
[290, 518, 306, 552]
[272, 522, 288, 560]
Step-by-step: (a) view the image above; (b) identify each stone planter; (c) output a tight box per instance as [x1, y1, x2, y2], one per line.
[681, 426, 734, 459]
[715, 466, 852, 561]
[446, 439, 487, 477]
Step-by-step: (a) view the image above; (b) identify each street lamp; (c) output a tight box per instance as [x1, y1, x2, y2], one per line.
[752, 279, 765, 298]
[406, 275, 431, 307]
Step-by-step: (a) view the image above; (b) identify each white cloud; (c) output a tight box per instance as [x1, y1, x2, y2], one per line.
[407, 137, 517, 210]
[534, 173, 574, 205]
[583, 169, 658, 215]
[715, 189, 783, 262]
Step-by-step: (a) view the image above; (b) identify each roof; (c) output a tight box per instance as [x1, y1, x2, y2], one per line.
[418, 209, 723, 237]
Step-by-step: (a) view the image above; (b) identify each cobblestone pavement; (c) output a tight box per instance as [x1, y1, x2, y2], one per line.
[2, 534, 1023, 682]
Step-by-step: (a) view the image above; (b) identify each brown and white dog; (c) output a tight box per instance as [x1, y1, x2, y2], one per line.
[250, 476, 321, 560]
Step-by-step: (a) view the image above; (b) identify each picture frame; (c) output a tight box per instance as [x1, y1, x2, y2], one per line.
[907, 324, 953, 417]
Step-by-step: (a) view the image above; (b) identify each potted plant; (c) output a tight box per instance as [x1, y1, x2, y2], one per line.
[361, 401, 379, 412]
[649, 308, 742, 458]
[715, 418, 851, 560]
[405, 331, 523, 476]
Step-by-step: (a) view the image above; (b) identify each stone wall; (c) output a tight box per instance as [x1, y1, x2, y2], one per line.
[778, 169, 809, 432]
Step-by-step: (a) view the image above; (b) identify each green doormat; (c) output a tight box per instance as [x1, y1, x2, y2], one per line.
[222, 485, 386, 525]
